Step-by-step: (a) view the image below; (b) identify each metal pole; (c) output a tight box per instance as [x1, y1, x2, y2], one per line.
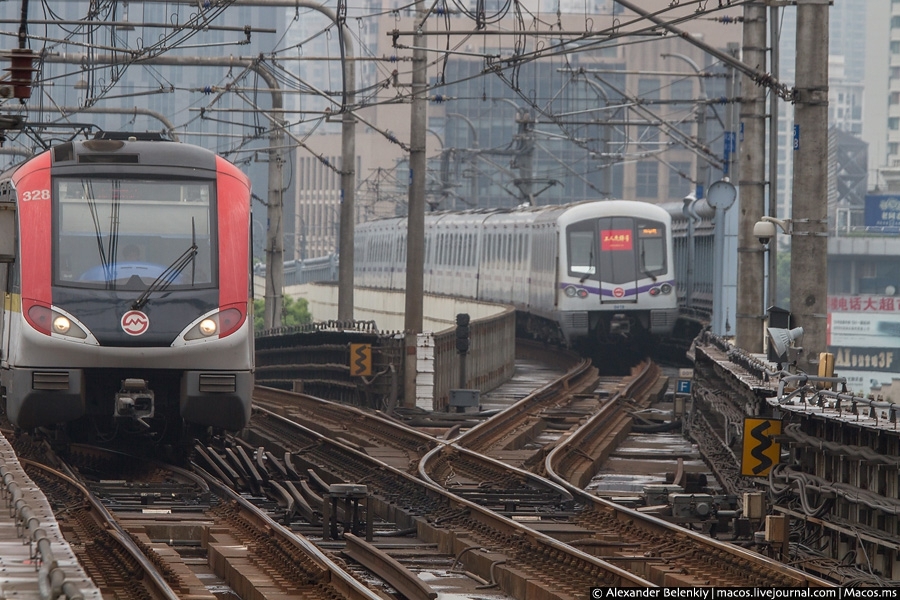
[264, 100, 286, 329]
[712, 205, 727, 335]
[515, 108, 535, 205]
[736, 2, 767, 353]
[790, 0, 829, 372]
[338, 41, 357, 321]
[768, 4, 780, 312]
[403, 1, 428, 407]
[682, 194, 697, 310]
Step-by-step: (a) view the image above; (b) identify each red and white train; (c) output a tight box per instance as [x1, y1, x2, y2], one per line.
[0, 133, 253, 440]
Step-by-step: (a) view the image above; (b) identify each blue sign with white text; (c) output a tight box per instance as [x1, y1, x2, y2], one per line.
[864, 194, 900, 228]
[676, 379, 692, 395]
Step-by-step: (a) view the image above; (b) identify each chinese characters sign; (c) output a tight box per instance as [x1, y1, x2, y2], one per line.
[601, 230, 632, 251]
[864, 194, 900, 228]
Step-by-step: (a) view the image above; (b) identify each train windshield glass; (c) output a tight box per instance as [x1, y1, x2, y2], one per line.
[54, 177, 215, 290]
[567, 217, 667, 284]
[637, 223, 666, 274]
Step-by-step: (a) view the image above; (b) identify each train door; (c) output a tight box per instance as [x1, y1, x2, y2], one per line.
[0, 193, 15, 360]
[597, 217, 638, 304]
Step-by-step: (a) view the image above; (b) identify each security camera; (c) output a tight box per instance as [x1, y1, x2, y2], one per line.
[753, 220, 776, 245]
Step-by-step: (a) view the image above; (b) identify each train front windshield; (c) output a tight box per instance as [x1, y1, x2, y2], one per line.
[54, 178, 215, 289]
[568, 217, 667, 284]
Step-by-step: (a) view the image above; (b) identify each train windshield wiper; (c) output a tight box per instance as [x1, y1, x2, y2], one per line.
[85, 179, 121, 289]
[131, 242, 197, 311]
[640, 246, 657, 282]
[579, 250, 594, 283]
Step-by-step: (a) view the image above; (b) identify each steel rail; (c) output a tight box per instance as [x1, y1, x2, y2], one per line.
[542, 365, 837, 589]
[251, 405, 656, 590]
[342, 533, 437, 600]
[191, 456, 386, 600]
[22, 459, 183, 600]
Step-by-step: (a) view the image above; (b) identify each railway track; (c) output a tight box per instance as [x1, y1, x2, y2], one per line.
[241, 406, 652, 595]
[7, 343, 837, 597]
[247, 349, 835, 589]
[13, 440, 388, 600]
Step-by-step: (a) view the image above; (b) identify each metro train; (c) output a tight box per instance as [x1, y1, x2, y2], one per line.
[0, 133, 253, 441]
[354, 200, 679, 353]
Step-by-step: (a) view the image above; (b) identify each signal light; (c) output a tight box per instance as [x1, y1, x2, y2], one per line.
[456, 312, 470, 353]
[5, 48, 35, 100]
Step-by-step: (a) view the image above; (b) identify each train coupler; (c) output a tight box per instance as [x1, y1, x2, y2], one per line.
[609, 314, 632, 337]
[114, 378, 155, 428]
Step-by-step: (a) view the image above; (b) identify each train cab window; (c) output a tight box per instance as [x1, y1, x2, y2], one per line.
[637, 221, 667, 277]
[54, 177, 215, 289]
[568, 217, 665, 284]
[567, 222, 597, 278]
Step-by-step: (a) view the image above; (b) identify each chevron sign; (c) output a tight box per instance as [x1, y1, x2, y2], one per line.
[349, 343, 372, 377]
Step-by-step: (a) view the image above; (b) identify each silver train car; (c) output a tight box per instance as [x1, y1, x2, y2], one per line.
[354, 200, 678, 350]
[0, 134, 254, 441]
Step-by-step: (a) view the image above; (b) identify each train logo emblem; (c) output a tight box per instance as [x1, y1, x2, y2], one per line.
[121, 310, 149, 336]
[613, 287, 625, 298]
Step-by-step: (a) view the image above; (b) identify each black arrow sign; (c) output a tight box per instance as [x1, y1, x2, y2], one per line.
[350, 344, 372, 376]
[749, 420, 773, 475]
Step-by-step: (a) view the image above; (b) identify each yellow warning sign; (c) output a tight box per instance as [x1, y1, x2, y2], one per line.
[740, 418, 782, 477]
[349, 343, 372, 377]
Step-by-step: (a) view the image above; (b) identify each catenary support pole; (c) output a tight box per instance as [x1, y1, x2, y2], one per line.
[790, 0, 829, 372]
[735, 2, 767, 353]
[404, 0, 428, 407]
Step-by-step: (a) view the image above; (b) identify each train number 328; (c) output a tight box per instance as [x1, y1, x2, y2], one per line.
[20, 189, 51, 202]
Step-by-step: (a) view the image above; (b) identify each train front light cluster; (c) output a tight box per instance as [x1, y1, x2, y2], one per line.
[183, 307, 244, 340]
[564, 286, 589, 299]
[648, 283, 673, 297]
[26, 303, 88, 339]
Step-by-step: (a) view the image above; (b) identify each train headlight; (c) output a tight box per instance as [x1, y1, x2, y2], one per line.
[199, 318, 218, 337]
[183, 306, 245, 341]
[25, 302, 89, 339]
[576, 288, 589, 298]
[564, 286, 577, 297]
[52, 316, 71, 334]
[660, 283, 673, 294]
[649, 287, 660, 296]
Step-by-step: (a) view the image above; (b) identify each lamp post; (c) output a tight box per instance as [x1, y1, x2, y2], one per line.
[707, 179, 737, 336]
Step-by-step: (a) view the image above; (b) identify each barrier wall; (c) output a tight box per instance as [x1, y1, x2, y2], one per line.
[260, 281, 516, 410]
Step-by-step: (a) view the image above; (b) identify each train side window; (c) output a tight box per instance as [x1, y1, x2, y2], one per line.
[451, 232, 459, 267]
[567, 223, 596, 278]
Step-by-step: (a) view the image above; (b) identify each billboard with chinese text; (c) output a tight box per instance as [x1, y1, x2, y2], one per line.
[864, 195, 900, 228]
[828, 295, 900, 393]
